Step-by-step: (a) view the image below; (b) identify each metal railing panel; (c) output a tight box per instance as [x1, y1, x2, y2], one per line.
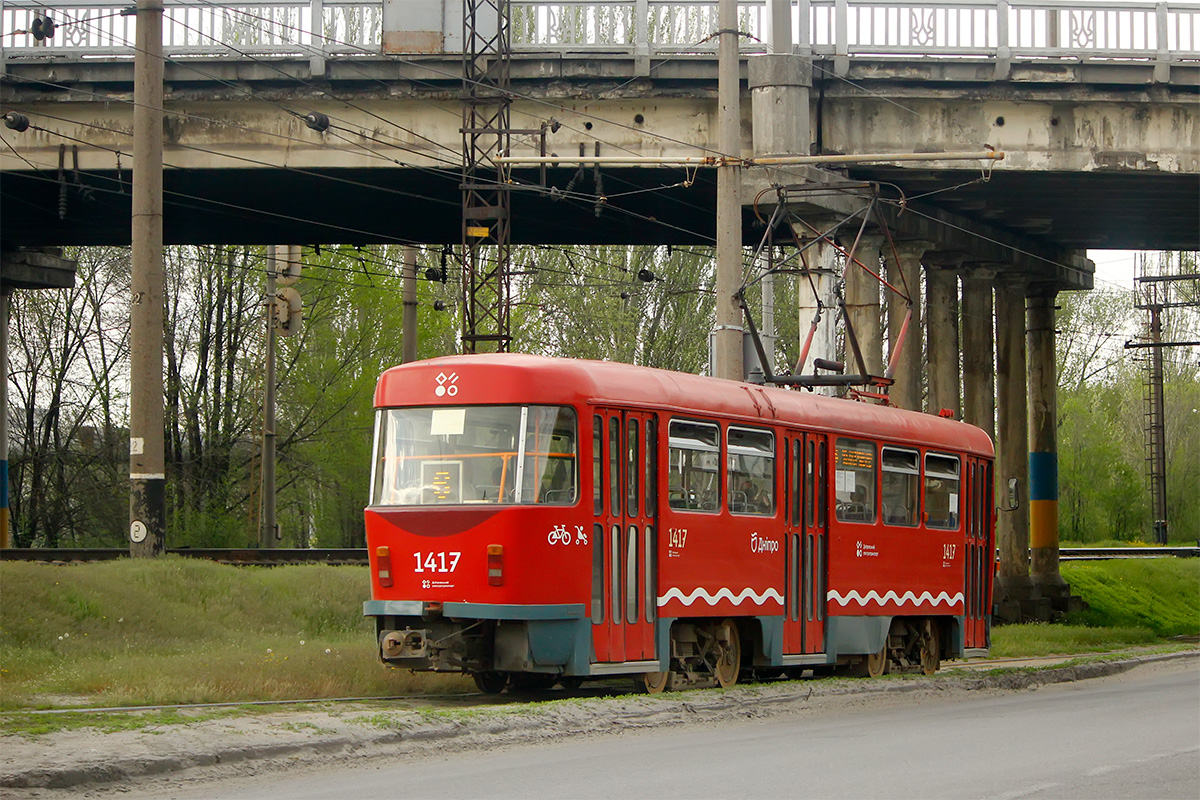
[2, 1, 1196, 61]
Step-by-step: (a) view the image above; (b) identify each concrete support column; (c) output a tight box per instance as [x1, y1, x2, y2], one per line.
[844, 234, 884, 376]
[925, 260, 961, 417]
[961, 269, 996, 440]
[797, 238, 839, 395]
[748, 56, 812, 158]
[994, 277, 1035, 620]
[885, 242, 927, 410]
[1027, 290, 1065, 589]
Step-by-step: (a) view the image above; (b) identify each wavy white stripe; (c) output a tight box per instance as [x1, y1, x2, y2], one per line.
[827, 589, 964, 608]
[657, 586, 785, 608]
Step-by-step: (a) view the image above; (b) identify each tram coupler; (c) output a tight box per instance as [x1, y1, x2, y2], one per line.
[380, 628, 430, 660]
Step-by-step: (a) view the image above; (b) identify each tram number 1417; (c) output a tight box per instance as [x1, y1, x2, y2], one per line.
[414, 551, 461, 573]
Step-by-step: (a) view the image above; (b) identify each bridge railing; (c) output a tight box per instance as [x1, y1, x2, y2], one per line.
[2, 1, 1196, 62]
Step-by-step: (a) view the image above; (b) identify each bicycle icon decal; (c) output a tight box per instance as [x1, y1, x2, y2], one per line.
[547, 525, 587, 545]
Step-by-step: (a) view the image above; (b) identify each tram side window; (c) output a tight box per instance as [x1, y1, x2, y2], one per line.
[834, 438, 876, 523]
[881, 447, 919, 526]
[667, 420, 720, 512]
[925, 453, 961, 529]
[524, 406, 578, 504]
[727, 427, 775, 516]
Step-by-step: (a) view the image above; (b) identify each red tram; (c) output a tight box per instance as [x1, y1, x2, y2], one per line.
[363, 354, 995, 693]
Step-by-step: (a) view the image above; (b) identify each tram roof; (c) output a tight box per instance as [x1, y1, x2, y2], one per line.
[375, 354, 994, 458]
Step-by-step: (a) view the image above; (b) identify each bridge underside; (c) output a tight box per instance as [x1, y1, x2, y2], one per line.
[2, 165, 1195, 254]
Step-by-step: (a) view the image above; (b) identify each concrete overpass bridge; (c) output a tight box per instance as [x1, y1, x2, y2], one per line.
[1, 0, 1198, 615]
[0, 0, 1196, 262]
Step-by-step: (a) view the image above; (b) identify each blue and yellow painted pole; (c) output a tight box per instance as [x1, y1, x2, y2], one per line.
[1027, 292, 1063, 583]
[1028, 451, 1058, 555]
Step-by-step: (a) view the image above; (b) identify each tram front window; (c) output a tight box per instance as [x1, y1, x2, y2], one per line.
[372, 405, 578, 506]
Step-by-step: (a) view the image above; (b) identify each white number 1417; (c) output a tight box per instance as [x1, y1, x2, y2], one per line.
[414, 551, 461, 573]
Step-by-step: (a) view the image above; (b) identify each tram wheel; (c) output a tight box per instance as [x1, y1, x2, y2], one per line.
[866, 646, 889, 678]
[473, 670, 507, 694]
[642, 671, 676, 694]
[712, 618, 741, 688]
[558, 676, 584, 691]
[919, 621, 941, 675]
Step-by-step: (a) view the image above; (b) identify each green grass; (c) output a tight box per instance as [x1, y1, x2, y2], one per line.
[991, 558, 1199, 656]
[0, 557, 471, 712]
[1, 556, 1196, 720]
[1062, 558, 1200, 636]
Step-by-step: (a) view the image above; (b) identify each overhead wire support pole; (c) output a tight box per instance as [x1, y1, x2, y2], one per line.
[461, 0, 513, 354]
[711, 0, 744, 381]
[260, 247, 279, 550]
[129, 0, 166, 558]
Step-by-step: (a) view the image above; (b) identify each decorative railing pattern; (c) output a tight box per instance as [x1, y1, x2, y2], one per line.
[2, 1, 1196, 62]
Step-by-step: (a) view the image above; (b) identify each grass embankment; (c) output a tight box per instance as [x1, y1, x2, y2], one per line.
[990, 558, 1200, 657]
[1, 557, 1196, 713]
[0, 557, 470, 712]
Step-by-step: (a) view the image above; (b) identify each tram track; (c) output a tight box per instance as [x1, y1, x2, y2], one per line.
[3, 545, 1197, 566]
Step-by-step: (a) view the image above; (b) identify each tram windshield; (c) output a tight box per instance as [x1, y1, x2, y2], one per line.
[371, 405, 578, 506]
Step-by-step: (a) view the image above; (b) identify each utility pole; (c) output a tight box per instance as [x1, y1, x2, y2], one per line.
[260, 246, 280, 549]
[259, 246, 301, 549]
[0, 288, 9, 549]
[1128, 261, 1200, 545]
[129, 0, 165, 557]
[402, 246, 419, 363]
[1146, 301, 1168, 545]
[461, 0, 513, 353]
[712, 0, 744, 381]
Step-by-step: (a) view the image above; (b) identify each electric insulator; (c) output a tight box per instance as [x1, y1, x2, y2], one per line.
[433, 300, 446, 311]
[3, 112, 30, 132]
[31, 15, 55, 40]
[619, 291, 630, 300]
[425, 267, 445, 283]
[304, 111, 330, 132]
[637, 268, 656, 282]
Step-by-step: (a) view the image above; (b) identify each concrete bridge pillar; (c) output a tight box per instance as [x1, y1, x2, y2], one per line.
[1027, 290, 1068, 591]
[797, 239, 839, 396]
[924, 257, 962, 417]
[844, 234, 885, 376]
[748, 56, 813, 158]
[961, 268, 996, 440]
[885, 241, 928, 411]
[994, 276, 1038, 622]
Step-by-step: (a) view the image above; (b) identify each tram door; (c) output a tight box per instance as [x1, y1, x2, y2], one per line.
[592, 410, 658, 664]
[963, 457, 994, 649]
[784, 433, 829, 654]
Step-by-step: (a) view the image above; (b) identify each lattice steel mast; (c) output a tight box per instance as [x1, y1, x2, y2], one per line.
[461, 0, 513, 353]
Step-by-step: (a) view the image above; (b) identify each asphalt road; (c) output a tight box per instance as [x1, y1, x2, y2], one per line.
[137, 664, 1198, 800]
